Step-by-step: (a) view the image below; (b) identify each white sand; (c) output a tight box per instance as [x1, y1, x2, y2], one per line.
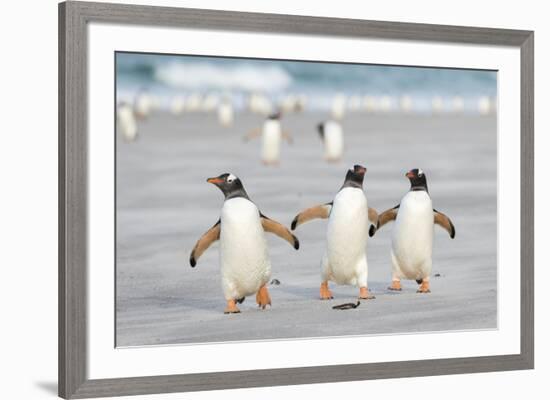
[116, 111, 497, 347]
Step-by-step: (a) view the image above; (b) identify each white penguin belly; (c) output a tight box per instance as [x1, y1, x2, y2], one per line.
[220, 198, 271, 300]
[324, 121, 343, 160]
[325, 188, 369, 285]
[261, 120, 282, 163]
[391, 191, 434, 279]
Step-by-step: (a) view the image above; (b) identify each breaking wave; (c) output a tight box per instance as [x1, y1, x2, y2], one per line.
[154, 62, 292, 92]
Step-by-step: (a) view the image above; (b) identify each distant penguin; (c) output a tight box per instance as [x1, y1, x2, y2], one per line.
[170, 96, 185, 116]
[400, 95, 413, 113]
[244, 111, 292, 165]
[134, 91, 152, 119]
[190, 173, 299, 313]
[150, 95, 161, 111]
[280, 94, 297, 113]
[478, 96, 492, 115]
[431, 96, 444, 114]
[379, 96, 393, 112]
[331, 94, 347, 120]
[451, 96, 465, 113]
[295, 94, 307, 112]
[248, 93, 273, 116]
[185, 93, 202, 112]
[217, 100, 234, 127]
[347, 95, 362, 112]
[363, 95, 378, 113]
[375, 169, 456, 293]
[291, 165, 379, 300]
[317, 120, 344, 162]
[117, 102, 138, 141]
[202, 93, 220, 112]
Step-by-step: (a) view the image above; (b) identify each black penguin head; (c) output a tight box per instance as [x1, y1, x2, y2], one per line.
[342, 165, 367, 189]
[207, 173, 249, 200]
[406, 168, 428, 192]
[268, 110, 282, 120]
[317, 122, 325, 139]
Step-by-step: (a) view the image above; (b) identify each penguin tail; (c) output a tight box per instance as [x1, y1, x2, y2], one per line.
[415, 279, 423, 285]
[236, 297, 246, 304]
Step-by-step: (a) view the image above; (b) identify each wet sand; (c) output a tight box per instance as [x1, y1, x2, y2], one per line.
[116, 111, 497, 347]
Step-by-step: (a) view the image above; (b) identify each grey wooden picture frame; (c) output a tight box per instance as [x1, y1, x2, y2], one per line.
[59, 1, 534, 398]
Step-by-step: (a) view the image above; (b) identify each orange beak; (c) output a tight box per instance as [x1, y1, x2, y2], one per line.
[207, 177, 224, 184]
[406, 171, 415, 179]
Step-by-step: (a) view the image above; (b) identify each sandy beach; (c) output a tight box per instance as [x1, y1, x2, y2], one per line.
[115, 111, 497, 347]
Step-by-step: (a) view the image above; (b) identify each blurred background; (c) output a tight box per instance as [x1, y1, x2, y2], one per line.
[116, 52, 497, 117]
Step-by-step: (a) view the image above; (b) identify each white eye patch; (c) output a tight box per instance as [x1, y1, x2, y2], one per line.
[418, 169, 424, 176]
[227, 173, 237, 182]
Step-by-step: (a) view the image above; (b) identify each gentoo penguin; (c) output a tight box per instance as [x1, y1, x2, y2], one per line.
[217, 99, 234, 127]
[134, 90, 152, 119]
[280, 94, 298, 113]
[295, 94, 307, 112]
[117, 102, 138, 142]
[331, 94, 347, 120]
[185, 93, 202, 112]
[317, 120, 344, 162]
[363, 95, 378, 113]
[451, 96, 465, 113]
[375, 169, 456, 293]
[347, 95, 362, 112]
[202, 93, 220, 112]
[244, 111, 292, 165]
[248, 93, 273, 116]
[431, 96, 444, 114]
[400, 95, 413, 113]
[478, 96, 492, 115]
[379, 96, 393, 112]
[190, 173, 299, 313]
[170, 96, 185, 116]
[291, 165, 379, 300]
[280, 94, 307, 113]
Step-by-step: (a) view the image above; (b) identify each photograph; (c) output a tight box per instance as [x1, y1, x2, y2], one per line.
[115, 51, 497, 347]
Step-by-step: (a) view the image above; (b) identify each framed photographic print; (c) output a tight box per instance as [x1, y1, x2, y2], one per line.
[59, 1, 534, 398]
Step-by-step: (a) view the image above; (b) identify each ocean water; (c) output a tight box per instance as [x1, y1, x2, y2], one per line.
[116, 52, 497, 113]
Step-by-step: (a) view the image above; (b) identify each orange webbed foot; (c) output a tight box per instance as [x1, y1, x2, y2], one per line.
[388, 280, 402, 291]
[416, 279, 431, 293]
[224, 299, 241, 314]
[359, 287, 375, 300]
[320, 281, 334, 300]
[256, 285, 272, 309]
